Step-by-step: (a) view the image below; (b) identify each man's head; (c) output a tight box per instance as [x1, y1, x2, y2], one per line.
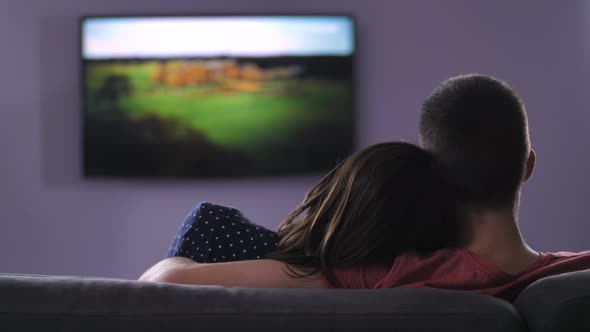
[419, 74, 534, 209]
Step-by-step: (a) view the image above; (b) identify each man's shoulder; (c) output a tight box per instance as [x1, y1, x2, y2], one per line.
[392, 248, 475, 275]
[538, 250, 590, 272]
[544, 250, 590, 259]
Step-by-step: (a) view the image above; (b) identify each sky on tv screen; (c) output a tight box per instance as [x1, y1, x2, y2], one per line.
[83, 16, 354, 59]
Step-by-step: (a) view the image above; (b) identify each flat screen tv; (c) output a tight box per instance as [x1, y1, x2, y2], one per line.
[81, 15, 355, 177]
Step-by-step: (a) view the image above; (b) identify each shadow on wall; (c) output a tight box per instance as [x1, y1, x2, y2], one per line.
[39, 16, 81, 187]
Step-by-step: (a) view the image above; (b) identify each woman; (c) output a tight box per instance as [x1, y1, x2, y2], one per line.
[139, 142, 460, 288]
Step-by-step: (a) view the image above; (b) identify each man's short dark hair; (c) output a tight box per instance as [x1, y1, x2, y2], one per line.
[419, 74, 530, 208]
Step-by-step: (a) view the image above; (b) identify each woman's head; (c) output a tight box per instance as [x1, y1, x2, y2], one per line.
[270, 142, 461, 282]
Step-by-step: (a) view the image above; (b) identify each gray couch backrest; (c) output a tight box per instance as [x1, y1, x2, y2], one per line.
[0, 274, 523, 332]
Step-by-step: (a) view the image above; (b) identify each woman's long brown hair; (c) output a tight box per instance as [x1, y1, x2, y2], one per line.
[268, 142, 460, 286]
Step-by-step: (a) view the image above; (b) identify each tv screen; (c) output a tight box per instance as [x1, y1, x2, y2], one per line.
[81, 15, 355, 177]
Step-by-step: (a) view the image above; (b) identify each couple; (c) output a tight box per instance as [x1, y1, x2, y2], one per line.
[140, 74, 590, 302]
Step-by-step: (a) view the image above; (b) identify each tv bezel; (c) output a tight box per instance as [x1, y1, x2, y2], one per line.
[79, 14, 357, 179]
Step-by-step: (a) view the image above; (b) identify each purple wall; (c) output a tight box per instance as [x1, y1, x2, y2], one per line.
[0, 0, 588, 279]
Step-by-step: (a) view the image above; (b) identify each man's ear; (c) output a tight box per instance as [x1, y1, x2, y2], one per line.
[523, 149, 536, 182]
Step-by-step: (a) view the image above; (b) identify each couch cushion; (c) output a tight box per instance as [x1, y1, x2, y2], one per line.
[514, 269, 590, 332]
[0, 274, 524, 332]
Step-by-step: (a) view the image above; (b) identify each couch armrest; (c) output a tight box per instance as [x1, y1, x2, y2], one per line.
[514, 269, 590, 332]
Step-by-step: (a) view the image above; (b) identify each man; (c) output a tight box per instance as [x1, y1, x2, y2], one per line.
[362, 74, 590, 301]
[140, 74, 590, 302]
[419, 74, 540, 274]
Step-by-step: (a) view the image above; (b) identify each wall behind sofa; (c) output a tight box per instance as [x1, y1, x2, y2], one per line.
[0, 0, 588, 279]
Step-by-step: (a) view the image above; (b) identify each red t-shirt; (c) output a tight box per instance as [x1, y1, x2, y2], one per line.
[325, 249, 590, 302]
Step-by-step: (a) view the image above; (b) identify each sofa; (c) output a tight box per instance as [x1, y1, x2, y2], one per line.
[0, 270, 588, 332]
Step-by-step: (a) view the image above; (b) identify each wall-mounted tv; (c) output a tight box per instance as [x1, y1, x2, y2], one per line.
[81, 15, 355, 177]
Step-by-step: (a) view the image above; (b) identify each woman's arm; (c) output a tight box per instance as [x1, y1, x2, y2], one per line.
[139, 257, 327, 288]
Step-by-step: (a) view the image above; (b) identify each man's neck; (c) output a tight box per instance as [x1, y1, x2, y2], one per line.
[462, 207, 539, 275]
